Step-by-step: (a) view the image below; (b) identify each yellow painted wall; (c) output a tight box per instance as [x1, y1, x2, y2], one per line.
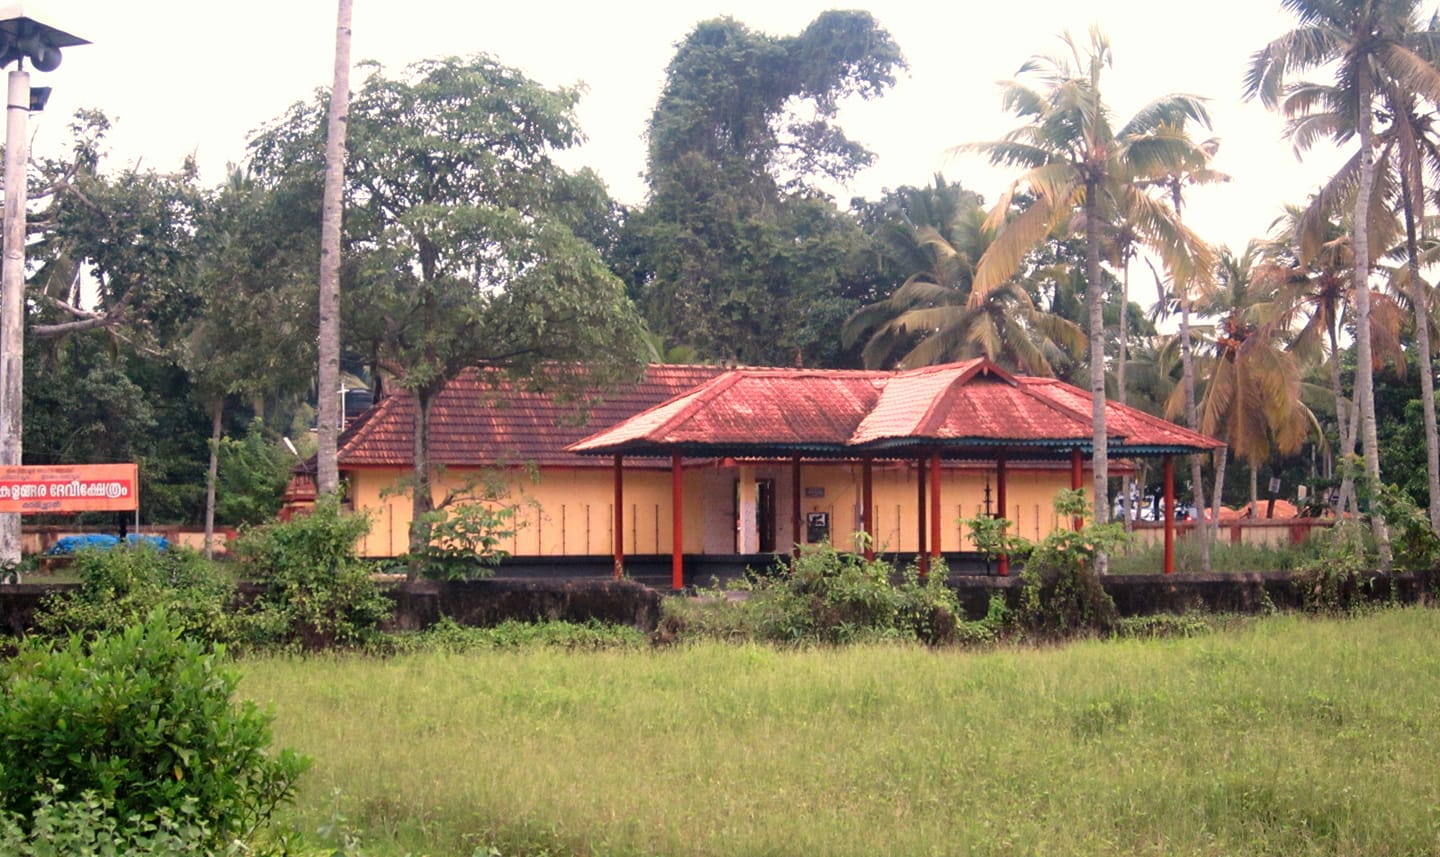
[346, 463, 1086, 558]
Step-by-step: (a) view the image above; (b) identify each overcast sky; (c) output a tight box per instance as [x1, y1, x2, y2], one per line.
[29, 0, 1356, 262]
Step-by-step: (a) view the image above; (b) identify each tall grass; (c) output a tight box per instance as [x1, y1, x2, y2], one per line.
[242, 608, 1440, 856]
[1107, 536, 1314, 574]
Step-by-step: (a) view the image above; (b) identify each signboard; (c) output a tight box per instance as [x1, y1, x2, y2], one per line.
[0, 464, 139, 514]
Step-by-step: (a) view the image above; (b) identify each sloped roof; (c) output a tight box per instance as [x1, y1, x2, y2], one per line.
[334, 364, 726, 468]
[570, 359, 1224, 458]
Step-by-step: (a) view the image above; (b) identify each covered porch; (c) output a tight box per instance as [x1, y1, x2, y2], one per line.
[569, 359, 1224, 590]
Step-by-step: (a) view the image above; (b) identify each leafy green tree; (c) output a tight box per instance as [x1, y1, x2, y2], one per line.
[621, 12, 905, 367]
[249, 55, 647, 562]
[842, 176, 1085, 372]
[967, 28, 1215, 529]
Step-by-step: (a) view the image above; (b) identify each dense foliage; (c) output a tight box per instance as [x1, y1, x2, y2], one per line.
[0, 612, 308, 851]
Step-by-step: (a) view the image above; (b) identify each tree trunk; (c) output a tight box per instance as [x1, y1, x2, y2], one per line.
[1401, 153, 1440, 528]
[316, 0, 353, 496]
[1327, 319, 1355, 516]
[1171, 181, 1210, 572]
[1249, 465, 1258, 517]
[407, 387, 436, 580]
[1085, 177, 1109, 573]
[1210, 446, 1228, 544]
[204, 400, 222, 560]
[1118, 251, 1133, 532]
[1351, 67, 1392, 570]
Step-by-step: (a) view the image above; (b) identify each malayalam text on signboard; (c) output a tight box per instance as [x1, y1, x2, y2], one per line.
[0, 464, 139, 514]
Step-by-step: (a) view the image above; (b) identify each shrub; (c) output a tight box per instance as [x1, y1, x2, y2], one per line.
[1013, 490, 1123, 636]
[34, 544, 237, 644]
[231, 496, 392, 649]
[0, 611, 308, 851]
[664, 544, 962, 646]
[405, 501, 515, 580]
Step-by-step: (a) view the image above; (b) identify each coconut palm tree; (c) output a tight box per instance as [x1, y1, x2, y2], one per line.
[965, 28, 1216, 530]
[844, 180, 1086, 373]
[1247, 0, 1440, 563]
[1178, 244, 1318, 510]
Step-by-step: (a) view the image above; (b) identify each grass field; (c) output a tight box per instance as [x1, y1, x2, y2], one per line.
[241, 608, 1440, 856]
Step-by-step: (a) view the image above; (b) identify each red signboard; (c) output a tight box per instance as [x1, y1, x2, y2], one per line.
[0, 464, 139, 514]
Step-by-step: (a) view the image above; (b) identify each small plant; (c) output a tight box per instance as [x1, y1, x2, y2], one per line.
[407, 501, 516, 580]
[0, 610, 309, 851]
[231, 495, 392, 649]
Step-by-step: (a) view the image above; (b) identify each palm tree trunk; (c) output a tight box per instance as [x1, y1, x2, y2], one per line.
[1210, 446, 1228, 542]
[1351, 67, 1392, 570]
[1327, 319, 1355, 516]
[1085, 177, 1109, 572]
[1249, 466, 1258, 516]
[1401, 155, 1440, 528]
[204, 400, 222, 560]
[1171, 181, 1210, 572]
[1118, 251, 1133, 531]
[316, 0, 353, 496]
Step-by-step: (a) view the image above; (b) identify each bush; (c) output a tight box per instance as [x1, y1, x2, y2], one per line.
[33, 544, 237, 644]
[231, 496, 392, 649]
[663, 544, 962, 646]
[0, 611, 308, 851]
[1014, 490, 1123, 636]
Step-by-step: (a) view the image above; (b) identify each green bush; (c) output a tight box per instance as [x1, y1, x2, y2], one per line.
[663, 544, 962, 645]
[1014, 490, 1123, 636]
[405, 501, 515, 581]
[231, 496, 392, 649]
[0, 611, 308, 851]
[34, 544, 237, 644]
[0, 785, 218, 856]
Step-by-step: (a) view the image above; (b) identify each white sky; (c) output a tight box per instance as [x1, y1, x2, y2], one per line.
[28, 0, 1357, 264]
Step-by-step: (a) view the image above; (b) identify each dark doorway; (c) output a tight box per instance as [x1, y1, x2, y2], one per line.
[733, 477, 778, 553]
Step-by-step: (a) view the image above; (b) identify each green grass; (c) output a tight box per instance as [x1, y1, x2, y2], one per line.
[241, 608, 1440, 856]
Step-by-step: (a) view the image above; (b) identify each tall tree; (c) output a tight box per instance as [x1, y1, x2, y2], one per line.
[621, 12, 905, 367]
[316, 0, 353, 497]
[967, 28, 1216, 531]
[842, 177, 1085, 372]
[1246, 0, 1440, 564]
[249, 55, 647, 565]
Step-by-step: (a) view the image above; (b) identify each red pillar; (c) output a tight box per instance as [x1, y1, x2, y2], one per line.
[791, 456, 802, 559]
[671, 454, 684, 590]
[1163, 454, 1175, 575]
[613, 454, 624, 579]
[862, 457, 874, 561]
[916, 456, 928, 577]
[1070, 448, 1083, 531]
[929, 450, 942, 560]
[996, 454, 1009, 577]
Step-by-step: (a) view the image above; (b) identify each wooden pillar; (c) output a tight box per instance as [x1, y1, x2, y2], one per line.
[1070, 448, 1083, 531]
[791, 456, 802, 559]
[613, 454, 624, 579]
[862, 457, 875, 560]
[671, 454, 684, 590]
[916, 456, 928, 577]
[929, 450, 942, 560]
[997, 454, 1010, 577]
[1163, 454, 1176, 575]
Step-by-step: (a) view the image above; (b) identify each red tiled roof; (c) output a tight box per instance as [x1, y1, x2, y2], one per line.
[571, 359, 1224, 458]
[569, 367, 890, 452]
[335, 364, 726, 468]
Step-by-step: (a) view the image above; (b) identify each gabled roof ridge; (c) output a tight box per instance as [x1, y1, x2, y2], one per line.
[1010, 376, 1123, 443]
[909, 360, 1021, 436]
[567, 371, 747, 452]
[336, 393, 397, 460]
